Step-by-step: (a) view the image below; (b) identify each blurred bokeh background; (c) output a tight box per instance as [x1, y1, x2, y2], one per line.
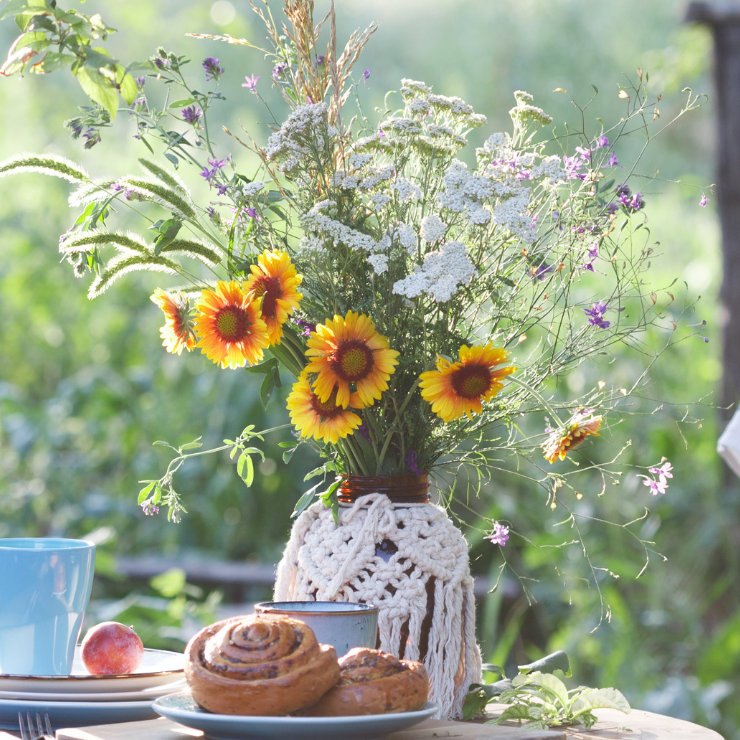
[1, 0, 736, 736]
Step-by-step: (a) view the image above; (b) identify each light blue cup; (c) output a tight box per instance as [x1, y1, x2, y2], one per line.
[255, 601, 378, 657]
[0, 538, 95, 676]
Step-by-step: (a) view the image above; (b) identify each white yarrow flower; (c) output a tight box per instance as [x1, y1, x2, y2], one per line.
[419, 215, 447, 243]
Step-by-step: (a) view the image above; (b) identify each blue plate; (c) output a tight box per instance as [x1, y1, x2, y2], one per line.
[0, 695, 157, 730]
[153, 692, 439, 740]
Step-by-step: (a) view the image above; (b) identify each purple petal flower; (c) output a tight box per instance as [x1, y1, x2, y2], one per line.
[485, 521, 510, 547]
[532, 262, 554, 281]
[141, 500, 160, 515]
[316, 55, 325, 66]
[272, 62, 287, 79]
[293, 317, 316, 337]
[563, 154, 587, 180]
[363, 69, 371, 80]
[153, 57, 170, 71]
[581, 244, 599, 273]
[584, 301, 610, 329]
[82, 128, 101, 149]
[595, 134, 609, 148]
[181, 105, 203, 126]
[404, 450, 423, 476]
[215, 183, 230, 196]
[135, 76, 146, 90]
[606, 151, 619, 167]
[699, 194, 708, 207]
[242, 74, 260, 92]
[356, 423, 371, 443]
[575, 146, 591, 160]
[202, 57, 225, 82]
[244, 207, 258, 219]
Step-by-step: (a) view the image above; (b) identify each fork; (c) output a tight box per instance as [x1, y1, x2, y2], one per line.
[17, 711, 54, 740]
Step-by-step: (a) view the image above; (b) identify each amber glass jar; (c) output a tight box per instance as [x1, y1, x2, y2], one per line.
[337, 474, 429, 504]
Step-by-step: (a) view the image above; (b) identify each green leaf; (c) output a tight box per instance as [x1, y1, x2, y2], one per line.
[482, 664, 505, 677]
[259, 371, 275, 409]
[292, 480, 324, 518]
[304, 466, 327, 482]
[119, 72, 137, 105]
[137, 481, 155, 504]
[169, 98, 197, 108]
[518, 651, 571, 677]
[150, 568, 186, 598]
[237, 453, 254, 487]
[151, 485, 162, 505]
[462, 690, 490, 721]
[514, 672, 569, 708]
[495, 704, 539, 724]
[570, 687, 630, 716]
[245, 358, 279, 375]
[283, 446, 296, 464]
[77, 65, 119, 120]
[1, 0, 37, 23]
[179, 439, 203, 451]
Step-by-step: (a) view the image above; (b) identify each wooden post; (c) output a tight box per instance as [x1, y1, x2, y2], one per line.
[686, 2, 740, 421]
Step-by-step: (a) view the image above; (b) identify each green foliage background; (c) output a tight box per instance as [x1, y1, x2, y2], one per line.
[1, 0, 737, 736]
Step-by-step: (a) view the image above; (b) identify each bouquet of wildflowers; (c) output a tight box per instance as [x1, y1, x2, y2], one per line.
[0, 0, 701, 547]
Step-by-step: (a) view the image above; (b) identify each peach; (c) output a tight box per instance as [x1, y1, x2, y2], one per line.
[80, 622, 144, 675]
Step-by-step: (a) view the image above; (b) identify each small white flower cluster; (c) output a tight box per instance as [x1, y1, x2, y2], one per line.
[264, 102, 329, 172]
[333, 171, 361, 190]
[367, 253, 389, 274]
[301, 201, 377, 253]
[359, 163, 395, 190]
[381, 117, 423, 135]
[240, 180, 265, 197]
[296, 235, 328, 258]
[509, 90, 553, 127]
[437, 160, 493, 226]
[408, 97, 430, 115]
[393, 240, 475, 303]
[371, 193, 392, 208]
[353, 132, 391, 153]
[394, 223, 417, 253]
[420, 214, 447, 243]
[350, 153, 373, 169]
[392, 177, 422, 203]
[428, 94, 474, 117]
[400, 79, 432, 95]
[494, 191, 535, 243]
[530, 155, 567, 185]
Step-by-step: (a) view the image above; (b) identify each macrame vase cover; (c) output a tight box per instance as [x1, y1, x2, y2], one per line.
[274, 492, 482, 719]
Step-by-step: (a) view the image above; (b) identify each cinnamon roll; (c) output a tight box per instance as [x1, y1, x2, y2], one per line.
[185, 615, 340, 715]
[300, 647, 429, 716]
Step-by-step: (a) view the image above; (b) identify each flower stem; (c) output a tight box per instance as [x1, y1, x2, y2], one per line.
[507, 375, 566, 431]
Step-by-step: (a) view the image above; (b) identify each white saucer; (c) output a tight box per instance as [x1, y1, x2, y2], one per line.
[0, 648, 184, 694]
[153, 692, 439, 740]
[0, 677, 186, 702]
[0, 696, 158, 730]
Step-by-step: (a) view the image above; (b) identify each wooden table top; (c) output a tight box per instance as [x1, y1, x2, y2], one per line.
[14, 705, 717, 740]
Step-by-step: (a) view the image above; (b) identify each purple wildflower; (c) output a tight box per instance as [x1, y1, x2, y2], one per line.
[485, 521, 510, 547]
[594, 134, 609, 148]
[563, 153, 588, 180]
[181, 105, 203, 126]
[141, 500, 160, 516]
[82, 128, 101, 149]
[649, 461, 673, 484]
[584, 301, 610, 329]
[629, 193, 644, 210]
[643, 477, 667, 495]
[202, 57, 225, 82]
[532, 262, 554, 281]
[272, 62, 287, 79]
[244, 207, 258, 220]
[135, 76, 146, 90]
[605, 202, 619, 215]
[575, 146, 591, 160]
[606, 151, 620, 167]
[404, 450, 423, 476]
[316, 55, 325, 66]
[206, 206, 221, 225]
[215, 183, 230, 196]
[356, 423, 371, 443]
[581, 244, 599, 273]
[363, 69, 371, 80]
[293, 317, 316, 337]
[153, 57, 170, 71]
[242, 74, 259, 92]
[699, 194, 708, 207]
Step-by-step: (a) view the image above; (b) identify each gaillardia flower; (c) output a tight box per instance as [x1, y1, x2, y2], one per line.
[287, 371, 362, 444]
[306, 311, 399, 409]
[194, 281, 269, 369]
[150, 288, 196, 355]
[244, 250, 303, 345]
[542, 410, 602, 463]
[419, 344, 515, 422]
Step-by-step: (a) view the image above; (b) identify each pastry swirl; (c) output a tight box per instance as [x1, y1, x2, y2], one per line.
[300, 647, 429, 716]
[185, 615, 340, 715]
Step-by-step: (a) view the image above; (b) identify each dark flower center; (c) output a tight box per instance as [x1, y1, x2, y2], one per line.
[451, 364, 492, 399]
[333, 340, 373, 381]
[252, 276, 282, 321]
[310, 389, 343, 420]
[215, 305, 251, 341]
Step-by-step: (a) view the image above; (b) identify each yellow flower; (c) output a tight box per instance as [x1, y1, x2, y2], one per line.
[542, 411, 602, 463]
[194, 281, 269, 369]
[150, 288, 196, 355]
[244, 249, 303, 345]
[286, 371, 362, 444]
[305, 311, 399, 409]
[419, 344, 516, 422]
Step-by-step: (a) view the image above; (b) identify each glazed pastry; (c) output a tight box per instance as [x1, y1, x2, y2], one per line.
[299, 647, 429, 716]
[185, 615, 340, 715]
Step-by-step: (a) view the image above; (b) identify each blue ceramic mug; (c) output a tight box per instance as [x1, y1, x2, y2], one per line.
[255, 601, 378, 657]
[0, 538, 95, 676]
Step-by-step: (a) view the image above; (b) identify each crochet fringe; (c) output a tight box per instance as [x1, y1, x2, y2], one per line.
[274, 493, 482, 719]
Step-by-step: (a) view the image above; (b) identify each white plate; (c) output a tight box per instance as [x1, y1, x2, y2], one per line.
[0, 677, 186, 702]
[0, 648, 184, 694]
[153, 692, 439, 740]
[0, 696, 157, 730]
